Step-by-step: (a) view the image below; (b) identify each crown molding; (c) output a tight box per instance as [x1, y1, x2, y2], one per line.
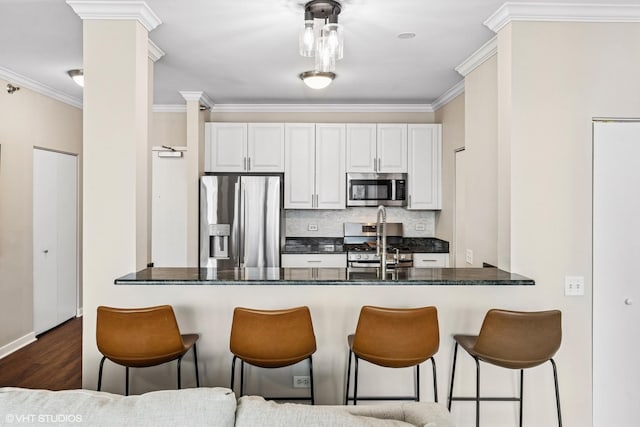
[66, 1, 161, 31]
[485, 2, 640, 33]
[209, 104, 434, 113]
[179, 91, 214, 109]
[0, 66, 83, 109]
[432, 80, 465, 112]
[455, 36, 497, 77]
[148, 39, 165, 62]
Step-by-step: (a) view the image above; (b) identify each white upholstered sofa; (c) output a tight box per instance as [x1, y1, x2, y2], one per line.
[0, 387, 453, 426]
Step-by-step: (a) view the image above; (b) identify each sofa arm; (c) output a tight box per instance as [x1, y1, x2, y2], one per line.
[0, 387, 236, 427]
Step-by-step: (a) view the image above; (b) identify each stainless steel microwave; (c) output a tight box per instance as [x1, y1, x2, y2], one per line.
[346, 173, 407, 207]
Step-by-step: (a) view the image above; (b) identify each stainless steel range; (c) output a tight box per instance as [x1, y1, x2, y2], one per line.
[343, 222, 413, 268]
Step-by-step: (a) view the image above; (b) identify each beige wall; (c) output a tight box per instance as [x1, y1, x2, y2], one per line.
[500, 21, 640, 427]
[464, 56, 498, 268]
[434, 94, 464, 252]
[0, 79, 82, 350]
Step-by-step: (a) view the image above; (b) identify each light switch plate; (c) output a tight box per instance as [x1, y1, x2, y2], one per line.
[465, 249, 473, 265]
[415, 223, 426, 231]
[565, 276, 585, 296]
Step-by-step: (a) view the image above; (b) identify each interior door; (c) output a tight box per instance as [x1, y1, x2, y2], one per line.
[593, 121, 640, 426]
[33, 148, 77, 334]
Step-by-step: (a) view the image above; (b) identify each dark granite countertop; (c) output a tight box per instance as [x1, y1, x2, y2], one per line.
[281, 237, 449, 254]
[115, 267, 533, 286]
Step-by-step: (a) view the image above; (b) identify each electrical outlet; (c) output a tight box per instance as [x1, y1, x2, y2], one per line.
[293, 376, 310, 388]
[465, 249, 473, 265]
[565, 276, 585, 296]
[308, 224, 318, 231]
[415, 223, 426, 231]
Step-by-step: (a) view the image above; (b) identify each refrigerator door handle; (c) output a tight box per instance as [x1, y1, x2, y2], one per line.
[239, 182, 246, 267]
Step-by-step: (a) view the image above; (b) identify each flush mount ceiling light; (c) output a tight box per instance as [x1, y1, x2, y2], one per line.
[299, 71, 336, 90]
[299, 0, 344, 69]
[67, 69, 84, 87]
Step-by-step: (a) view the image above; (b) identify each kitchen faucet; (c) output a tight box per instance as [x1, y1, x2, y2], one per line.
[376, 205, 387, 277]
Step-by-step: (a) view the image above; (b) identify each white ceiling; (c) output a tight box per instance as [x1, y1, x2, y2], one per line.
[1, 0, 638, 107]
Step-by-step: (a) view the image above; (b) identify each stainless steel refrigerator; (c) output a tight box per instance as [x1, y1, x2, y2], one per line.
[199, 174, 282, 268]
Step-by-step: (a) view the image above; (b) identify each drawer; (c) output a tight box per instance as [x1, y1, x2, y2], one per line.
[413, 253, 449, 268]
[281, 254, 347, 268]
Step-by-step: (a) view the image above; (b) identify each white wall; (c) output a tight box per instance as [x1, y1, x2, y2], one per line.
[0, 78, 82, 355]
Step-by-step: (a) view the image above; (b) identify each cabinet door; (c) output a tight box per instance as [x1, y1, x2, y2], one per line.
[407, 124, 441, 210]
[205, 123, 247, 172]
[248, 123, 285, 172]
[346, 124, 377, 172]
[285, 123, 315, 209]
[377, 124, 407, 173]
[316, 124, 346, 209]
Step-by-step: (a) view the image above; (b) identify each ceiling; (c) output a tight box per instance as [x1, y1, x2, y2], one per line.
[0, 0, 636, 107]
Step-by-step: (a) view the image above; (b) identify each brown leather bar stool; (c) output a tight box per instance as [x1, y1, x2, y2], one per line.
[345, 305, 440, 405]
[447, 309, 562, 427]
[230, 306, 317, 404]
[96, 305, 200, 395]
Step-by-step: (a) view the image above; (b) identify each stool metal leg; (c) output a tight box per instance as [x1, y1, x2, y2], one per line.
[240, 360, 245, 397]
[474, 356, 480, 427]
[230, 355, 237, 391]
[177, 356, 183, 389]
[415, 364, 420, 402]
[431, 356, 438, 403]
[345, 349, 353, 405]
[97, 356, 106, 391]
[354, 356, 360, 406]
[551, 359, 562, 427]
[519, 369, 524, 427]
[447, 342, 459, 410]
[193, 343, 200, 387]
[308, 356, 315, 405]
[125, 366, 130, 396]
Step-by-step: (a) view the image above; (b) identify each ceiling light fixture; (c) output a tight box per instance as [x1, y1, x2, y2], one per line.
[67, 69, 84, 87]
[299, 71, 336, 90]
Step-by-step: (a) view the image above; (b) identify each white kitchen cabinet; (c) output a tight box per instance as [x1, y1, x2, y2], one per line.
[284, 123, 346, 209]
[413, 253, 449, 268]
[346, 124, 377, 172]
[281, 253, 347, 268]
[377, 124, 407, 172]
[407, 124, 442, 210]
[346, 124, 407, 173]
[205, 122, 284, 172]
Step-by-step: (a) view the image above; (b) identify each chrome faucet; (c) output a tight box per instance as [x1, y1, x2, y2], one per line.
[376, 205, 387, 277]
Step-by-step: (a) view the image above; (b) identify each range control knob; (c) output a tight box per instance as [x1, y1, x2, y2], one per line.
[356, 254, 362, 260]
[362, 254, 369, 260]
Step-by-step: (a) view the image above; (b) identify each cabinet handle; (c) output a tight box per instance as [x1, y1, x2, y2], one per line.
[373, 157, 377, 172]
[247, 157, 251, 171]
[408, 195, 411, 207]
[243, 157, 247, 171]
[307, 260, 322, 263]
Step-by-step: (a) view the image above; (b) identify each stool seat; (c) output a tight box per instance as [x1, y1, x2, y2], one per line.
[96, 305, 200, 395]
[345, 306, 440, 405]
[230, 306, 316, 404]
[448, 309, 562, 427]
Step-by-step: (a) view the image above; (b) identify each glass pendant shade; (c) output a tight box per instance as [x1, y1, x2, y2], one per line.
[322, 22, 343, 60]
[299, 14, 316, 57]
[315, 35, 336, 72]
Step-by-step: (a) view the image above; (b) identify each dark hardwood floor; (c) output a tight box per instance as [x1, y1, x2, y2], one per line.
[0, 317, 82, 390]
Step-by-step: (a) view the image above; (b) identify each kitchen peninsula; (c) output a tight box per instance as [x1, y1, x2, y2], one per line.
[115, 267, 533, 286]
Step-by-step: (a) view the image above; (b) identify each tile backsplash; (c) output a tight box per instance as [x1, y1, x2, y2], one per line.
[285, 207, 435, 237]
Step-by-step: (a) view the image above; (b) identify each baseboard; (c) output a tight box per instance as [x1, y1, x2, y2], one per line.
[76, 307, 83, 317]
[0, 332, 37, 360]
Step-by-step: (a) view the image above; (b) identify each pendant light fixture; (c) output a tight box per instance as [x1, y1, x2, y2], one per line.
[298, 0, 343, 90]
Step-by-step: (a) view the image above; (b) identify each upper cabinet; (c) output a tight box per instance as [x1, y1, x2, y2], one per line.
[205, 123, 284, 173]
[284, 123, 346, 210]
[407, 124, 442, 210]
[346, 124, 407, 173]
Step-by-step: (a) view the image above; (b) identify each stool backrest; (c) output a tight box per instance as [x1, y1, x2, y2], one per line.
[96, 305, 185, 361]
[352, 306, 439, 368]
[230, 306, 317, 368]
[474, 309, 561, 368]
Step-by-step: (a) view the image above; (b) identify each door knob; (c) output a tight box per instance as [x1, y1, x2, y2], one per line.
[43, 249, 49, 254]
[625, 298, 633, 305]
